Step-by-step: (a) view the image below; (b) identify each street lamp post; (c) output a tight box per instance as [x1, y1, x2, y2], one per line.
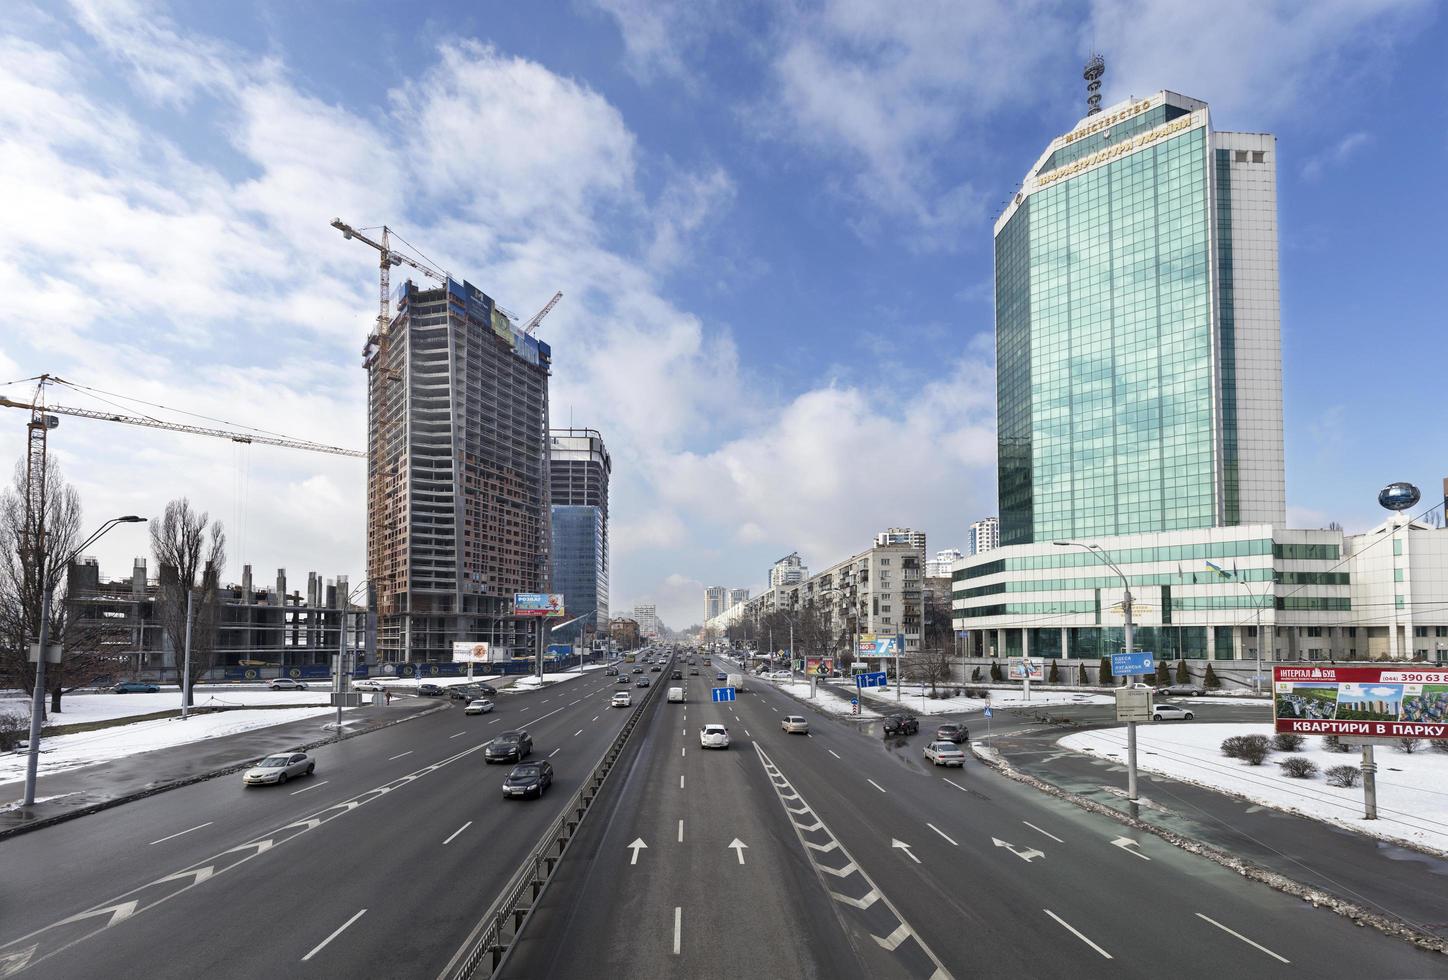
[23, 515, 147, 807]
[1055, 540, 1138, 802]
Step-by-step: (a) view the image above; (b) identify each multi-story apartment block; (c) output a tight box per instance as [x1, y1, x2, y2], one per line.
[968, 518, 1000, 556]
[705, 586, 728, 622]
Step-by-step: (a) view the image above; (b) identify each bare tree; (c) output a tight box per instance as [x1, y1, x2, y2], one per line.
[150, 499, 226, 699]
[904, 646, 953, 696]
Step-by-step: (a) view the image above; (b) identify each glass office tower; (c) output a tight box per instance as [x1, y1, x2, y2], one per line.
[995, 91, 1284, 547]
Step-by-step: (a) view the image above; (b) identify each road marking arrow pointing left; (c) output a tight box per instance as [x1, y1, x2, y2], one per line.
[992, 837, 1044, 862]
[890, 839, 920, 864]
[1110, 836, 1151, 860]
[628, 838, 647, 865]
[729, 838, 748, 864]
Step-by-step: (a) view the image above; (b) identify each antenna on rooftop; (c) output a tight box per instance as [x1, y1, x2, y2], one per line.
[1084, 53, 1105, 115]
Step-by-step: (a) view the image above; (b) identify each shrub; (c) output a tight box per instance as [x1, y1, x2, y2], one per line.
[1204, 663, 1221, 689]
[1078, 662, 1090, 685]
[1175, 659, 1190, 684]
[1221, 736, 1247, 759]
[1048, 660, 1061, 683]
[970, 666, 982, 683]
[1272, 732, 1304, 752]
[989, 661, 1004, 683]
[1321, 735, 1351, 753]
[0, 711, 23, 752]
[1098, 657, 1113, 685]
[1398, 738, 1423, 754]
[1155, 659, 1171, 686]
[1279, 757, 1318, 779]
[1222, 734, 1271, 765]
[1325, 765, 1361, 788]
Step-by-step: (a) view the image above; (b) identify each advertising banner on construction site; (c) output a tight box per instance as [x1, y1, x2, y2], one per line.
[1273, 665, 1448, 739]
[513, 593, 566, 617]
[451, 642, 492, 664]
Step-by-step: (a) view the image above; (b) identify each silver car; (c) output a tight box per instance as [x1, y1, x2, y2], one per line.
[781, 715, 809, 734]
[269, 678, 308, 691]
[243, 752, 315, 786]
[464, 698, 494, 715]
[924, 741, 966, 767]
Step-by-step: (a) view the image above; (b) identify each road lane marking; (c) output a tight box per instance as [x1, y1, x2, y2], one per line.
[521, 707, 531, 712]
[1023, 821, 1063, 843]
[549, 749, 561, 758]
[443, 822, 472, 845]
[867, 778, 887, 793]
[290, 780, 330, 796]
[891, 839, 920, 863]
[1110, 836, 1151, 861]
[449, 731, 467, 739]
[678, 819, 684, 843]
[574, 730, 584, 737]
[683, 728, 687, 736]
[942, 777, 969, 793]
[745, 729, 751, 737]
[673, 907, 681, 955]
[628, 839, 647, 864]
[148, 823, 212, 846]
[1194, 914, 1290, 963]
[592, 716, 599, 722]
[682, 747, 686, 757]
[388, 751, 413, 761]
[926, 823, 958, 846]
[488, 719, 501, 725]
[302, 909, 367, 962]
[680, 775, 684, 789]
[770, 707, 778, 712]
[1044, 909, 1111, 959]
[828, 749, 841, 759]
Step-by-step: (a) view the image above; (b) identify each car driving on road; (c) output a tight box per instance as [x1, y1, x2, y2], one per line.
[353, 679, 383, 691]
[781, 715, 809, 734]
[612, 692, 632, 708]
[1152, 702, 1195, 721]
[1157, 684, 1206, 697]
[485, 731, 533, 763]
[243, 752, 315, 786]
[269, 678, 308, 691]
[502, 761, 553, 799]
[464, 698, 494, 715]
[883, 714, 919, 737]
[924, 741, 966, 767]
[112, 681, 160, 693]
[699, 724, 730, 749]
[935, 723, 969, 743]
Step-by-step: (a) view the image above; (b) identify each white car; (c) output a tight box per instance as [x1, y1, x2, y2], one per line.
[767, 670, 793, 681]
[464, 698, 494, 715]
[924, 741, 966, 767]
[243, 752, 315, 786]
[269, 678, 308, 691]
[612, 692, 633, 708]
[699, 724, 730, 749]
[781, 715, 809, 734]
[1151, 703, 1195, 721]
[353, 679, 383, 691]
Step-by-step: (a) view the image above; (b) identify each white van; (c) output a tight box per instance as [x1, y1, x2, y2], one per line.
[667, 687, 685, 703]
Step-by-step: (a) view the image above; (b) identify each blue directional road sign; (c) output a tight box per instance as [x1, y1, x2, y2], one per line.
[856, 671, 889, 689]
[711, 687, 736, 703]
[1111, 651, 1156, 677]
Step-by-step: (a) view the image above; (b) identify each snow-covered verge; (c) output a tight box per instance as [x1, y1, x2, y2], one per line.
[369, 675, 501, 691]
[505, 664, 609, 693]
[765, 679, 883, 719]
[1058, 723, 1448, 857]
[0, 706, 349, 787]
[0, 687, 342, 728]
[852, 682, 1115, 715]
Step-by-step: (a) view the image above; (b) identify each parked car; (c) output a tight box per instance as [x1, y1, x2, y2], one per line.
[485, 731, 533, 763]
[464, 699, 494, 715]
[112, 681, 160, 694]
[612, 692, 633, 708]
[781, 715, 809, 734]
[883, 714, 919, 737]
[699, 724, 730, 749]
[448, 685, 483, 701]
[269, 678, 308, 691]
[502, 761, 553, 800]
[935, 723, 969, 744]
[1157, 684, 1206, 697]
[1151, 702, 1195, 721]
[417, 682, 445, 697]
[473, 683, 498, 696]
[242, 752, 315, 786]
[353, 679, 383, 692]
[924, 741, 967, 767]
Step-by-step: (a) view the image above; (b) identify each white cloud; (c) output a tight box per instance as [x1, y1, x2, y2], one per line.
[589, 0, 735, 82]
[1301, 130, 1371, 180]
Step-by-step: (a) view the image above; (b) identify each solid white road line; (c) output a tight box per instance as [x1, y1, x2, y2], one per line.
[1195, 914, 1290, 963]
[678, 819, 684, 843]
[302, 908, 367, 962]
[673, 907, 682, 955]
[443, 821, 473, 845]
[867, 778, 887, 793]
[148, 822, 213, 846]
[549, 748, 561, 758]
[927, 823, 958, 846]
[1043, 909, 1112, 959]
[449, 731, 467, 739]
[828, 749, 841, 759]
[290, 780, 330, 796]
[1023, 821, 1064, 844]
[388, 751, 414, 761]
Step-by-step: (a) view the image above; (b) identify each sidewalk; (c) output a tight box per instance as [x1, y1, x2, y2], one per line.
[0, 698, 442, 838]
[987, 722, 1448, 943]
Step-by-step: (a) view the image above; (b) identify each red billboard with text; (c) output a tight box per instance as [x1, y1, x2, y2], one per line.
[1273, 665, 1448, 739]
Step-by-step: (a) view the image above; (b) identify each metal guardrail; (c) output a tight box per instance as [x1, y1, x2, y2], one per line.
[439, 662, 671, 980]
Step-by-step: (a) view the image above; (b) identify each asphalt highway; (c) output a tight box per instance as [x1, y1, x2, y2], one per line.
[0, 666, 653, 979]
[504, 656, 1448, 980]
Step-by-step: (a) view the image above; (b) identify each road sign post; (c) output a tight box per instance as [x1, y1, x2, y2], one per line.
[1111, 651, 1155, 678]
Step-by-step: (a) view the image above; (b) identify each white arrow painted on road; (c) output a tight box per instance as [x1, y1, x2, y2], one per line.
[1110, 836, 1151, 861]
[628, 838, 648, 865]
[992, 837, 1045, 862]
[729, 839, 748, 864]
[891, 839, 920, 864]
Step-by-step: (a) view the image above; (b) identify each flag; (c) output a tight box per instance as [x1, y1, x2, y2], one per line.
[1205, 560, 1232, 579]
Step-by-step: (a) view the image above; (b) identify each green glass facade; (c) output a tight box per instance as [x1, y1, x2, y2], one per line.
[997, 125, 1218, 545]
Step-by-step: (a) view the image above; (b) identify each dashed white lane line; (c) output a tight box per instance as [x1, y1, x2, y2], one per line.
[681, 747, 687, 757]
[828, 749, 841, 760]
[488, 719, 501, 725]
[942, 777, 968, 793]
[683, 728, 687, 736]
[302, 908, 367, 962]
[549, 748, 561, 758]
[1195, 914, 1290, 963]
[744, 729, 752, 737]
[290, 780, 330, 796]
[148, 822, 212, 846]
[927, 823, 958, 846]
[574, 729, 584, 737]
[770, 706, 778, 712]
[592, 716, 599, 722]
[449, 731, 467, 739]
[1023, 821, 1064, 844]
[678, 819, 684, 843]
[673, 906, 682, 956]
[1044, 909, 1112, 959]
[443, 821, 472, 845]
[521, 707, 531, 712]
[867, 778, 887, 794]
[388, 751, 414, 761]
[680, 775, 685, 789]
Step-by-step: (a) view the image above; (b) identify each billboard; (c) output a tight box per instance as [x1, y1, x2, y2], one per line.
[806, 657, 835, 677]
[1273, 665, 1448, 739]
[514, 593, 566, 618]
[1008, 658, 1044, 681]
[857, 634, 902, 657]
[451, 641, 493, 664]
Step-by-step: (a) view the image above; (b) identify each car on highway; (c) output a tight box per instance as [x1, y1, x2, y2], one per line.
[768, 670, 793, 680]
[636, 677, 651, 688]
[1151, 702, 1195, 721]
[883, 714, 919, 737]
[1157, 684, 1206, 697]
[671, 670, 683, 679]
[924, 741, 966, 767]
[485, 731, 533, 763]
[689, 668, 699, 675]
[699, 724, 730, 749]
[417, 682, 446, 697]
[448, 684, 484, 701]
[605, 667, 619, 676]
[781, 715, 809, 734]
[632, 666, 645, 674]
[269, 678, 308, 691]
[650, 665, 662, 672]
[612, 692, 633, 708]
[502, 761, 553, 799]
[353, 679, 384, 691]
[112, 681, 160, 693]
[615, 675, 632, 685]
[716, 672, 727, 681]
[935, 723, 969, 744]
[242, 752, 315, 786]
[464, 698, 494, 715]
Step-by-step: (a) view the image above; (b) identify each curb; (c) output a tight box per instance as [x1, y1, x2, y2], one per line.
[970, 741, 1448, 956]
[0, 702, 450, 843]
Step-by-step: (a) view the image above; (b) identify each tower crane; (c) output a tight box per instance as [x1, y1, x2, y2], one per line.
[523, 290, 563, 336]
[330, 218, 449, 335]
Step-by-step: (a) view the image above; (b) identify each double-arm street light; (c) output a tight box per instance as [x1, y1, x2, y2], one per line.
[24, 515, 147, 806]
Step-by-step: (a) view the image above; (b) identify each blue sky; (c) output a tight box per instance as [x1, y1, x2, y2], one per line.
[0, 0, 1444, 630]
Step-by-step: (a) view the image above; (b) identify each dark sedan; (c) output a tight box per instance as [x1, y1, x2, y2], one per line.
[636, 677, 651, 688]
[484, 731, 533, 764]
[883, 714, 919, 737]
[418, 682, 445, 696]
[935, 723, 969, 744]
[502, 761, 554, 800]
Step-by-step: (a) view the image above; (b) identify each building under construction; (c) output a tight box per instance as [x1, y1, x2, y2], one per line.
[364, 277, 553, 662]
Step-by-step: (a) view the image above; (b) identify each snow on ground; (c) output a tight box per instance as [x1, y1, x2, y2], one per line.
[766, 679, 883, 718]
[505, 664, 608, 692]
[852, 683, 1114, 715]
[369, 675, 501, 691]
[0, 706, 349, 786]
[1058, 722, 1448, 856]
[0, 687, 341, 728]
